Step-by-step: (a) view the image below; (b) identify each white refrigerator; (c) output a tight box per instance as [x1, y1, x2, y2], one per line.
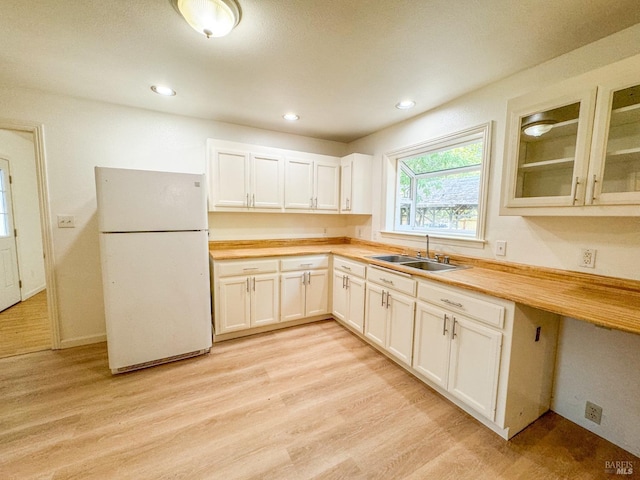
[95, 166, 212, 374]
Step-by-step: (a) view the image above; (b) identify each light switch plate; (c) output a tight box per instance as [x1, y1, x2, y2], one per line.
[495, 240, 507, 256]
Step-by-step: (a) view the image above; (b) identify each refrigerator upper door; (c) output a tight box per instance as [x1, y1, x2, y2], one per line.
[95, 167, 207, 232]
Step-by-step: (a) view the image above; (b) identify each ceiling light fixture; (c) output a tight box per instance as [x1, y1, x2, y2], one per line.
[151, 85, 177, 96]
[283, 113, 300, 121]
[523, 123, 555, 137]
[171, 0, 241, 38]
[396, 100, 416, 110]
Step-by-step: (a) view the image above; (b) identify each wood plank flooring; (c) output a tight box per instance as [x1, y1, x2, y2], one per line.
[0, 289, 50, 359]
[0, 320, 637, 479]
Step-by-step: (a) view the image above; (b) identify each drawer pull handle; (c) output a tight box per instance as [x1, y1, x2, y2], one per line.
[381, 278, 394, 285]
[441, 298, 463, 309]
[300, 263, 312, 267]
[243, 267, 259, 271]
[341, 265, 351, 270]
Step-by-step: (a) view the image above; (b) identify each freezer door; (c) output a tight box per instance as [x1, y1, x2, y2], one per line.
[95, 167, 207, 232]
[100, 231, 212, 372]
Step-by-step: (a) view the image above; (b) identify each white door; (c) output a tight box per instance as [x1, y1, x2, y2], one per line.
[305, 269, 329, 316]
[364, 284, 386, 348]
[340, 160, 352, 212]
[0, 158, 20, 312]
[413, 302, 451, 389]
[448, 315, 502, 421]
[345, 275, 365, 333]
[280, 271, 306, 321]
[314, 160, 340, 211]
[218, 276, 251, 333]
[332, 270, 348, 323]
[284, 158, 314, 209]
[386, 291, 415, 366]
[251, 154, 283, 209]
[251, 274, 280, 327]
[210, 149, 249, 208]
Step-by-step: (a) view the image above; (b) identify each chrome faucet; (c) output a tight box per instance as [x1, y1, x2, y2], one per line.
[425, 234, 430, 260]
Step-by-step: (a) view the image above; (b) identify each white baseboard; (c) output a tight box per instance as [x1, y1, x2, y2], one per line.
[59, 334, 106, 349]
[22, 284, 46, 301]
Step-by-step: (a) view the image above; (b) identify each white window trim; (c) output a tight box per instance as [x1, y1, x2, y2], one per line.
[382, 121, 492, 246]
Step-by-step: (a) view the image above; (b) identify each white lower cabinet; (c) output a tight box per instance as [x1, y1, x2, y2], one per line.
[214, 259, 280, 335]
[332, 256, 367, 333]
[414, 301, 501, 421]
[364, 267, 416, 367]
[413, 279, 559, 438]
[280, 255, 329, 321]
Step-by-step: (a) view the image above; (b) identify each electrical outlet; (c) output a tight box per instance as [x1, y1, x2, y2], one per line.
[495, 240, 507, 256]
[57, 215, 75, 228]
[579, 248, 597, 268]
[585, 401, 602, 425]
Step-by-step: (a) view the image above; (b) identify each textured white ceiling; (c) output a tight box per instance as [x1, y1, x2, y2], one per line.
[2, 0, 640, 143]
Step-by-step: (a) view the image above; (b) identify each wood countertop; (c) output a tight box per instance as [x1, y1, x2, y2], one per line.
[209, 238, 640, 336]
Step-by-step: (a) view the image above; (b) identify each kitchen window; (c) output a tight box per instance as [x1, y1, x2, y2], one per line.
[390, 123, 491, 241]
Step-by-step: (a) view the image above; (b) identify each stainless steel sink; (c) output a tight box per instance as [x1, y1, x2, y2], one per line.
[401, 260, 458, 272]
[368, 254, 466, 273]
[369, 254, 420, 263]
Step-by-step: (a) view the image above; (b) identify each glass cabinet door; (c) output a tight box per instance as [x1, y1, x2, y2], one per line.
[590, 81, 640, 205]
[503, 89, 597, 208]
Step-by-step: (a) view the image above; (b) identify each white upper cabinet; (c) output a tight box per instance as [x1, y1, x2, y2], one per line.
[340, 153, 372, 214]
[208, 142, 283, 211]
[501, 54, 640, 215]
[285, 156, 340, 212]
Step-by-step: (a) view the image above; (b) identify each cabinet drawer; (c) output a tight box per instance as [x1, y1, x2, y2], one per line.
[367, 266, 416, 296]
[280, 255, 329, 272]
[333, 256, 366, 278]
[417, 281, 505, 329]
[216, 259, 279, 277]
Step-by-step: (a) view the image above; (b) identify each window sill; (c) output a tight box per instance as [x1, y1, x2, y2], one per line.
[380, 230, 486, 250]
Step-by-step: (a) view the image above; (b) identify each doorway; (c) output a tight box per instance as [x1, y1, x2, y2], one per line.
[0, 124, 59, 358]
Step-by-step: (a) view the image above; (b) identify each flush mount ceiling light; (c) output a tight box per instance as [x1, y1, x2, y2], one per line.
[395, 100, 416, 110]
[521, 112, 557, 137]
[151, 85, 177, 96]
[523, 122, 555, 137]
[283, 113, 300, 121]
[171, 0, 241, 38]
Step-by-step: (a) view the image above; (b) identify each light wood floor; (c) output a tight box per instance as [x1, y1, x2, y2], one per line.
[0, 289, 50, 359]
[0, 320, 637, 479]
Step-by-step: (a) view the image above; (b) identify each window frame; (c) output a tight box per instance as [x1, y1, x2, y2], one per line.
[386, 122, 492, 243]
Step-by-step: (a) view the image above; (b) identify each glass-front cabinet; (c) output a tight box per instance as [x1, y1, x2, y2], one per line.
[589, 80, 640, 205]
[502, 89, 597, 209]
[501, 53, 640, 215]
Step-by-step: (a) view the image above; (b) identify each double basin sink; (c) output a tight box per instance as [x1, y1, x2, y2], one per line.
[368, 254, 464, 273]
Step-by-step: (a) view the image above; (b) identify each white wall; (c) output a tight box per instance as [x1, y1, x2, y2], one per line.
[0, 87, 347, 347]
[347, 24, 640, 455]
[0, 129, 46, 299]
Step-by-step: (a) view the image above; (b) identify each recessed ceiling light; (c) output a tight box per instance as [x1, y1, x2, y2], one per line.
[396, 100, 416, 110]
[283, 113, 300, 121]
[151, 85, 177, 96]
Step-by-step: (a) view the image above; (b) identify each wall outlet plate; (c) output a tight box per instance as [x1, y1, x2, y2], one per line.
[57, 215, 75, 228]
[579, 248, 596, 268]
[585, 401, 602, 424]
[495, 240, 507, 256]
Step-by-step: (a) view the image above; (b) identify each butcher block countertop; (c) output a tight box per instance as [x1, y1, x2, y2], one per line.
[209, 237, 640, 336]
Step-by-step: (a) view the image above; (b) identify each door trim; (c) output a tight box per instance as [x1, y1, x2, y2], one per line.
[0, 120, 60, 349]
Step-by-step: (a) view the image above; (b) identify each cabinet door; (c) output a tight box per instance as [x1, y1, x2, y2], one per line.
[280, 271, 306, 322]
[251, 274, 280, 327]
[502, 88, 597, 208]
[386, 291, 415, 366]
[448, 315, 502, 421]
[211, 149, 249, 208]
[284, 158, 314, 209]
[413, 302, 451, 389]
[251, 154, 283, 209]
[364, 284, 386, 348]
[332, 270, 348, 323]
[340, 160, 352, 212]
[217, 276, 250, 333]
[345, 275, 365, 333]
[314, 160, 340, 211]
[589, 75, 640, 205]
[305, 269, 329, 317]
